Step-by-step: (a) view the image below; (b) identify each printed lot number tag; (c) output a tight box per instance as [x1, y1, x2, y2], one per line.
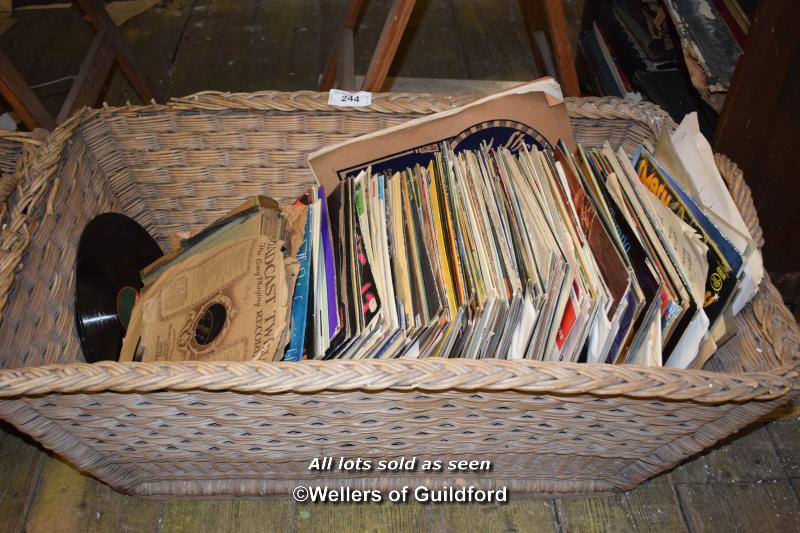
[328, 89, 372, 107]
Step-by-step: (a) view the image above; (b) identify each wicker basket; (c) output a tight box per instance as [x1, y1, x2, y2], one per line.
[0, 93, 797, 497]
[0, 129, 42, 222]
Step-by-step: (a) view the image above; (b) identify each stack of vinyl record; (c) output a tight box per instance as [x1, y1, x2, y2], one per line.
[75, 79, 763, 369]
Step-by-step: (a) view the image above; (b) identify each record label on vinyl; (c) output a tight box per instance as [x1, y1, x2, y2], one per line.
[75, 213, 162, 363]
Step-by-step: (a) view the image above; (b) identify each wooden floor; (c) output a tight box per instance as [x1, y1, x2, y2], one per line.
[2, 415, 799, 533]
[0, 1, 798, 532]
[0, 0, 545, 116]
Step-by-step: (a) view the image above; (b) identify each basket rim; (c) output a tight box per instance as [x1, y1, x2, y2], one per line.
[0, 129, 41, 144]
[0, 92, 797, 403]
[0, 358, 793, 403]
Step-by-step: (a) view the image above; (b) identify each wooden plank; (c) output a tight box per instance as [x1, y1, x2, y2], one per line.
[339, 0, 365, 31]
[78, 0, 164, 103]
[335, 27, 355, 91]
[559, 495, 637, 533]
[767, 419, 800, 479]
[518, 2, 545, 38]
[365, 0, 467, 81]
[16, 3, 94, 119]
[161, 498, 292, 533]
[241, 0, 336, 92]
[520, 0, 553, 78]
[355, 76, 520, 95]
[320, 37, 339, 90]
[56, 29, 116, 124]
[676, 481, 800, 533]
[22, 5, 93, 88]
[446, 0, 538, 81]
[166, 0, 258, 95]
[0, 425, 44, 533]
[672, 423, 786, 484]
[320, 0, 364, 90]
[699, 423, 786, 482]
[669, 454, 710, 484]
[0, 8, 76, 115]
[351, 0, 387, 75]
[361, 0, 416, 92]
[557, 474, 687, 533]
[104, 0, 196, 104]
[713, 0, 800, 277]
[0, 49, 55, 130]
[295, 501, 432, 532]
[169, 0, 334, 95]
[462, 0, 540, 81]
[0, 9, 73, 82]
[617, 475, 687, 533]
[24, 457, 162, 533]
[438, 498, 558, 533]
[541, 0, 579, 96]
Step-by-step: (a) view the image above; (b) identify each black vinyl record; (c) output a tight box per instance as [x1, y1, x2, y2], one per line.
[75, 213, 162, 363]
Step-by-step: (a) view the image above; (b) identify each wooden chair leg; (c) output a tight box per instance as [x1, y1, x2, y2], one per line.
[320, 0, 365, 91]
[78, 0, 164, 103]
[361, 0, 416, 92]
[0, 50, 56, 131]
[540, 0, 580, 96]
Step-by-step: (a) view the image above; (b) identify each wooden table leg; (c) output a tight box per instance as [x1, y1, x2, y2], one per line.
[361, 0, 416, 93]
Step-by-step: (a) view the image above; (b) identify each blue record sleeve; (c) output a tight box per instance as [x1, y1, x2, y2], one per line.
[284, 208, 312, 361]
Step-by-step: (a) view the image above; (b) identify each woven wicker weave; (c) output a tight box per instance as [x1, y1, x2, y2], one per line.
[0, 93, 797, 496]
[0, 129, 42, 221]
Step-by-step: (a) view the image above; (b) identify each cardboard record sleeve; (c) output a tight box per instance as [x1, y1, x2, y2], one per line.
[122, 236, 297, 363]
